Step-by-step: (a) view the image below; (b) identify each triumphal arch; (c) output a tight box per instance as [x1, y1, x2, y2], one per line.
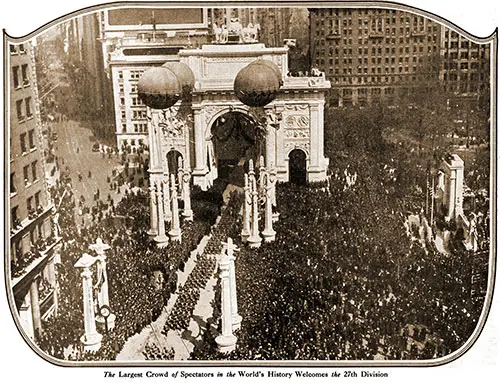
[139, 35, 330, 243]
[143, 42, 330, 188]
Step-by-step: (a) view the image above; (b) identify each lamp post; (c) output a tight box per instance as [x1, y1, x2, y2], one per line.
[89, 238, 115, 331]
[74, 253, 102, 352]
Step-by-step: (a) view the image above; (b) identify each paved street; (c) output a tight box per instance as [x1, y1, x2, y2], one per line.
[50, 120, 125, 227]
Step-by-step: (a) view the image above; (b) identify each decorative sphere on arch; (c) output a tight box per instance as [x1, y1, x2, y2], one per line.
[162, 61, 195, 97]
[248, 59, 282, 86]
[137, 67, 181, 109]
[234, 62, 280, 108]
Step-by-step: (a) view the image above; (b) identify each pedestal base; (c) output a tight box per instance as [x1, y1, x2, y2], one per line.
[215, 333, 237, 353]
[240, 229, 250, 243]
[169, 229, 182, 243]
[261, 229, 276, 242]
[247, 235, 262, 248]
[232, 314, 242, 331]
[80, 332, 102, 352]
[147, 229, 158, 238]
[96, 313, 116, 331]
[182, 210, 193, 221]
[154, 234, 169, 248]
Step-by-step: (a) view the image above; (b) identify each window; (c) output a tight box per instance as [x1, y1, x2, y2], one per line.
[23, 165, 29, 185]
[120, 97, 125, 106]
[35, 191, 41, 208]
[12, 66, 20, 88]
[20, 133, 27, 153]
[31, 161, 38, 181]
[11, 206, 19, 226]
[28, 129, 35, 149]
[121, 111, 126, 119]
[9, 45, 16, 54]
[10, 173, 16, 194]
[27, 197, 33, 213]
[19, 44, 25, 53]
[21, 64, 29, 85]
[25, 97, 32, 118]
[16, 100, 24, 121]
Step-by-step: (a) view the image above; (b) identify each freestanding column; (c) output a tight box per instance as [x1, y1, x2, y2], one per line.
[89, 238, 115, 331]
[269, 168, 279, 222]
[169, 174, 182, 242]
[241, 174, 251, 243]
[154, 180, 169, 246]
[247, 176, 262, 248]
[29, 277, 42, 340]
[224, 238, 242, 331]
[177, 157, 184, 198]
[181, 168, 193, 221]
[163, 173, 172, 222]
[215, 253, 237, 353]
[259, 155, 266, 198]
[261, 173, 276, 242]
[147, 184, 158, 237]
[192, 108, 208, 190]
[74, 253, 102, 352]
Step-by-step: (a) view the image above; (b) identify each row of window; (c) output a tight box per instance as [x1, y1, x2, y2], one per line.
[317, 34, 435, 46]
[12, 64, 30, 88]
[118, 70, 144, 81]
[330, 74, 433, 85]
[10, 162, 38, 195]
[15, 97, 33, 122]
[9, 44, 26, 55]
[119, 96, 145, 107]
[118, 83, 139, 94]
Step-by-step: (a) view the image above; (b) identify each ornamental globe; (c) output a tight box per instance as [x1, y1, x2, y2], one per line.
[234, 62, 280, 107]
[162, 61, 195, 97]
[137, 67, 181, 109]
[248, 59, 282, 86]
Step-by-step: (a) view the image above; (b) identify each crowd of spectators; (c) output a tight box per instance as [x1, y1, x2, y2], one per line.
[36, 175, 223, 361]
[191, 153, 486, 361]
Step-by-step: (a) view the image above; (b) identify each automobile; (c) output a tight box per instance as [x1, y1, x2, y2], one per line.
[92, 143, 100, 152]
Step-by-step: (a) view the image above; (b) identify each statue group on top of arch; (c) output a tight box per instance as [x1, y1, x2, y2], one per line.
[212, 18, 261, 44]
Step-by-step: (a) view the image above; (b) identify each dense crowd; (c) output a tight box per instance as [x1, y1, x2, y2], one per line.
[37, 176, 223, 361]
[190, 134, 487, 361]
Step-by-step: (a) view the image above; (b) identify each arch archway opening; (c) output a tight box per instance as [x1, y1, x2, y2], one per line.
[210, 111, 264, 186]
[166, 150, 183, 175]
[288, 149, 307, 185]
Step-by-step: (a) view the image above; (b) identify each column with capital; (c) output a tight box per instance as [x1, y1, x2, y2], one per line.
[215, 252, 237, 353]
[247, 173, 262, 248]
[163, 173, 171, 222]
[148, 183, 158, 237]
[154, 180, 169, 246]
[192, 108, 207, 190]
[177, 156, 184, 198]
[74, 253, 102, 352]
[181, 167, 193, 221]
[241, 174, 251, 243]
[169, 174, 182, 242]
[269, 168, 279, 222]
[261, 172, 276, 242]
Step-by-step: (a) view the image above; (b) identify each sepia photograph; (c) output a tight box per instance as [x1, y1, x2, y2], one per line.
[1, 0, 498, 378]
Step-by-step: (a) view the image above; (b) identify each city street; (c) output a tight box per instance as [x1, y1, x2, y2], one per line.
[50, 119, 124, 227]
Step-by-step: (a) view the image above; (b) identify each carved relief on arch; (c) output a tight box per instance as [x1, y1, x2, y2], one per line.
[158, 104, 193, 139]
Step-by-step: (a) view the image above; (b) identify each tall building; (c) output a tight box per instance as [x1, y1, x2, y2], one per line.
[99, 7, 212, 149]
[309, 8, 442, 106]
[441, 27, 490, 102]
[309, 8, 490, 108]
[8, 40, 60, 341]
